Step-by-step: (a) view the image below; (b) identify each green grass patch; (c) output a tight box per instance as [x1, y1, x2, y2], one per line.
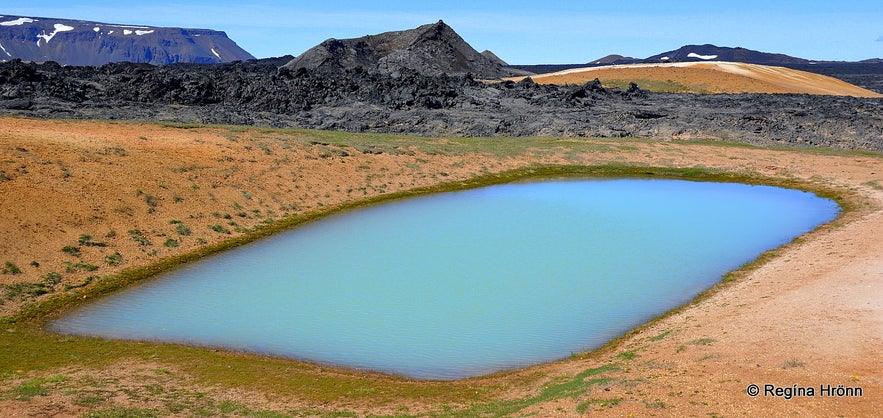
[78, 234, 107, 247]
[1, 282, 53, 301]
[209, 224, 231, 234]
[44, 272, 62, 285]
[128, 230, 152, 246]
[686, 338, 715, 346]
[64, 262, 99, 273]
[104, 252, 124, 266]
[5, 375, 67, 400]
[648, 330, 673, 341]
[61, 245, 81, 257]
[175, 223, 192, 236]
[865, 180, 883, 190]
[576, 397, 624, 413]
[2, 261, 22, 275]
[438, 364, 620, 417]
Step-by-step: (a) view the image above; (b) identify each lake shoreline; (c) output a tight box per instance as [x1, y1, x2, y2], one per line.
[1, 117, 880, 416]
[46, 177, 840, 381]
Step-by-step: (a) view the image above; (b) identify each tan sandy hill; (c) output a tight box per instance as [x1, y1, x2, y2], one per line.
[514, 61, 883, 97]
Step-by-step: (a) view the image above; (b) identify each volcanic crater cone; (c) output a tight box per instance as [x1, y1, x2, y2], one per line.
[283, 20, 528, 78]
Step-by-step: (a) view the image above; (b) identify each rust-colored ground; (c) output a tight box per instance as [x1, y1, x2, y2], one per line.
[1, 117, 880, 416]
[513, 62, 883, 97]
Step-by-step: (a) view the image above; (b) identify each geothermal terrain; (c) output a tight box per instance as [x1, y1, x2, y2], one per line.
[0, 16, 881, 418]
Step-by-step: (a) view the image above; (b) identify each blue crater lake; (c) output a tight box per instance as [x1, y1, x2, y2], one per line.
[50, 179, 839, 380]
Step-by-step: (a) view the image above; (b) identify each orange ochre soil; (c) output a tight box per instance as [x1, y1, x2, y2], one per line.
[0, 117, 880, 416]
[512, 61, 883, 97]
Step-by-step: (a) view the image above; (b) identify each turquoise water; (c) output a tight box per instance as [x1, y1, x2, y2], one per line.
[49, 179, 838, 380]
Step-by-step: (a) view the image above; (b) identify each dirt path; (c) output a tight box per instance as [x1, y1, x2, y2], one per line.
[1, 117, 880, 416]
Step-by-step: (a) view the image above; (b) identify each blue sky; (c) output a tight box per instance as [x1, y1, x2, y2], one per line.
[4, 1, 882, 63]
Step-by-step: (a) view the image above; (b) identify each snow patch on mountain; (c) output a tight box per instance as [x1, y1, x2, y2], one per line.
[37, 23, 75, 46]
[688, 52, 718, 60]
[1, 17, 36, 26]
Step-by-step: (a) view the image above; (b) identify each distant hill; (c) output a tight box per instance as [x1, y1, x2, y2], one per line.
[0, 14, 254, 66]
[510, 44, 883, 90]
[506, 61, 882, 98]
[645, 44, 810, 65]
[589, 54, 640, 65]
[511, 44, 822, 73]
[512, 45, 814, 73]
[283, 20, 529, 78]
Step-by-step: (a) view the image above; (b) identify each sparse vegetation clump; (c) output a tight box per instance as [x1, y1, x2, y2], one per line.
[104, 252, 124, 266]
[687, 337, 716, 346]
[64, 262, 99, 273]
[78, 234, 107, 247]
[2, 261, 22, 275]
[209, 224, 231, 234]
[1, 282, 51, 301]
[178, 223, 193, 234]
[44, 271, 62, 285]
[137, 190, 159, 212]
[128, 230, 152, 246]
[61, 246, 81, 257]
[99, 146, 128, 156]
[782, 359, 806, 369]
[1, 270, 65, 302]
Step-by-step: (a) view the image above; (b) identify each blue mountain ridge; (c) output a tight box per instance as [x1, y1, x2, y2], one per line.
[0, 14, 254, 66]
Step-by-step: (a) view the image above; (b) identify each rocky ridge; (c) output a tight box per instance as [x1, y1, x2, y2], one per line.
[0, 14, 254, 66]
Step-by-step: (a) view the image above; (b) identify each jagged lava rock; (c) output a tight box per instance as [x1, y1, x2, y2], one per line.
[0, 14, 254, 66]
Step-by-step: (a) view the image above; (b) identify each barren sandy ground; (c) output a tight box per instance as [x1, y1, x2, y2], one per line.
[0, 117, 880, 416]
[515, 61, 883, 97]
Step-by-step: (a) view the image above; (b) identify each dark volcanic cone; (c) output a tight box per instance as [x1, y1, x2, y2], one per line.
[283, 20, 519, 78]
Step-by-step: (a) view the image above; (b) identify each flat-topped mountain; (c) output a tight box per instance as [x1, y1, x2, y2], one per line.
[283, 20, 527, 78]
[0, 14, 254, 66]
